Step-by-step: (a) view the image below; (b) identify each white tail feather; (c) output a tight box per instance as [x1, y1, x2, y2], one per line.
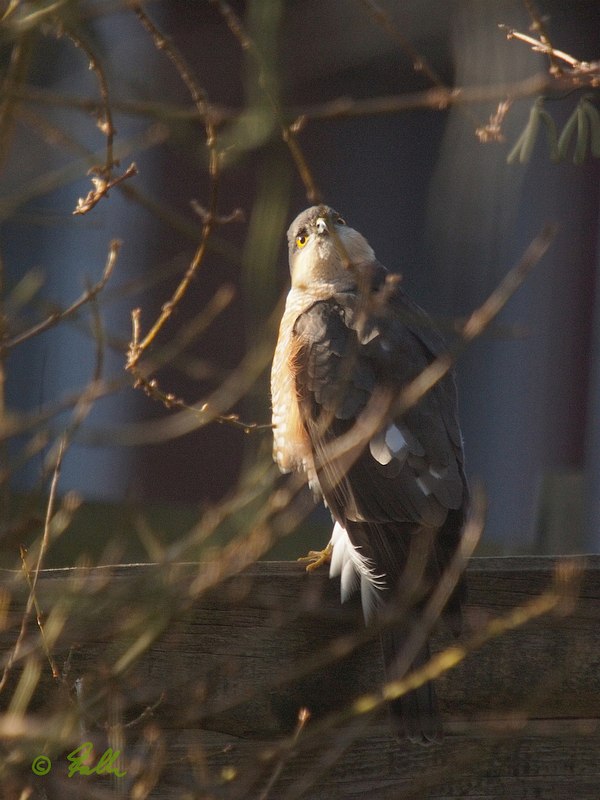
[328, 521, 385, 621]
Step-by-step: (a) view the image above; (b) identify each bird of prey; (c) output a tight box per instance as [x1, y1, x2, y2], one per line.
[271, 205, 468, 743]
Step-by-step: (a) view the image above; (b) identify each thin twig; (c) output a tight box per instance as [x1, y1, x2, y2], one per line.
[61, 25, 116, 173]
[73, 161, 138, 215]
[1, 239, 120, 352]
[357, 0, 482, 131]
[125, 283, 272, 432]
[18, 545, 61, 680]
[476, 99, 512, 143]
[371, 561, 580, 713]
[0, 36, 32, 177]
[122, 329, 277, 446]
[62, 24, 137, 214]
[0, 121, 167, 224]
[523, 0, 560, 75]
[315, 224, 557, 489]
[252, 559, 581, 780]
[7, 71, 575, 126]
[358, 0, 446, 88]
[128, 2, 217, 170]
[396, 223, 557, 413]
[211, 0, 322, 204]
[500, 25, 600, 76]
[0, 250, 8, 523]
[192, 492, 482, 728]
[384, 487, 485, 682]
[133, 282, 235, 378]
[0, 377, 117, 444]
[121, 692, 166, 730]
[2, 0, 71, 33]
[126, 2, 222, 371]
[8, 83, 204, 122]
[258, 707, 310, 800]
[1, 251, 114, 689]
[0, 438, 65, 694]
[109, 470, 313, 678]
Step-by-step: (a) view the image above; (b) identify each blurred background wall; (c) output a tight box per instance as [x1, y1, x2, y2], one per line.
[1, 0, 599, 563]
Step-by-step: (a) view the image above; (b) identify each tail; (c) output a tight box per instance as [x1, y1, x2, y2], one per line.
[380, 627, 441, 745]
[343, 517, 463, 744]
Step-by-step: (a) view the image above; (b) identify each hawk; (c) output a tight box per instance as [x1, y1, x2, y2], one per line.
[271, 205, 468, 743]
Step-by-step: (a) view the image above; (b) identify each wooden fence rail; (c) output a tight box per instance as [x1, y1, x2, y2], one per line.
[0, 556, 599, 799]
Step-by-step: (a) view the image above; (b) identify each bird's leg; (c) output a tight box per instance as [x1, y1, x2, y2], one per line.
[297, 541, 333, 572]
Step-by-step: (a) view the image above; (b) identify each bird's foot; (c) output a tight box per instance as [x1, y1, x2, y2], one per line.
[297, 542, 332, 572]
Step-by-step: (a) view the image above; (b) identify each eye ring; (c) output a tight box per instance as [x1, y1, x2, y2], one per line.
[295, 234, 308, 248]
[336, 217, 346, 225]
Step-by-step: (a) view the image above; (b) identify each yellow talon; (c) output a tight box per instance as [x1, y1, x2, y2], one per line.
[297, 542, 333, 572]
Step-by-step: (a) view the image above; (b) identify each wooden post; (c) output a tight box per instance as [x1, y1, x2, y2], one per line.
[1, 557, 599, 799]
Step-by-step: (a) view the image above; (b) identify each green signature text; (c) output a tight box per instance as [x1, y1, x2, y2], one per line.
[66, 742, 127, 778]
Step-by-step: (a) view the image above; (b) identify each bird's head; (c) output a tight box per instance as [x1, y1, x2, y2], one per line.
[287, 205, 375, 290]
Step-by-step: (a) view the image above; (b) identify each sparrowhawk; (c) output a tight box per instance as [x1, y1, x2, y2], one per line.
[271, 205, 468, 743]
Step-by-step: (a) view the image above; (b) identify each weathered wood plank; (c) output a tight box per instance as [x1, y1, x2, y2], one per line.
[0, 557, 599, 799]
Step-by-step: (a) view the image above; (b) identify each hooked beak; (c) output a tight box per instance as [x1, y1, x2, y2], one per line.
[316, 217, 328, 235]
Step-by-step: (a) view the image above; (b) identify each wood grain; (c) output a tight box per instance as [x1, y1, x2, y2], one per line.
[1, 556, 598, 799]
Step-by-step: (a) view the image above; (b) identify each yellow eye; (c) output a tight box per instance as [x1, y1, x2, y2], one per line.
[295, 234, 308, 248]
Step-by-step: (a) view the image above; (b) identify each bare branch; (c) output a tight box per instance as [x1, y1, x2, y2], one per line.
[394, 223, 558, 415]
[190, 201, 245, 226]
[0, 121, 167, 224]
[211, 0, 322, 204]
[358, 0, 447, 88]
[73, 161, 138, 216]
[61, 24, 139, 214]
[0, 36, 31, 177]
[126, 1, 222, 372]
[523, 0, 561, 76]
[383, 486, 485, 682]
[17, 486, 73, 684]
[355, 560, 581, 717]
[1, 239, 120, 353]
[315, 224, 557, 488]
[500, 24, 600, 83]
[258, 707, 311, 800]
[121, 325, 277, 446]
[0, 439, 65, 694]
[6, 72, 575, 127]
[61, 25, 115, 169]
[476, 99, 512, 143]
[244, 557, 582, 792]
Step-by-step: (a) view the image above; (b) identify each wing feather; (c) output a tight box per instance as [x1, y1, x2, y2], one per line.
[292, 287, 466, 544]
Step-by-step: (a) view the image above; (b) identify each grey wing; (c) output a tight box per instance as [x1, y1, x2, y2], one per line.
[292, 295, 466, 537]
